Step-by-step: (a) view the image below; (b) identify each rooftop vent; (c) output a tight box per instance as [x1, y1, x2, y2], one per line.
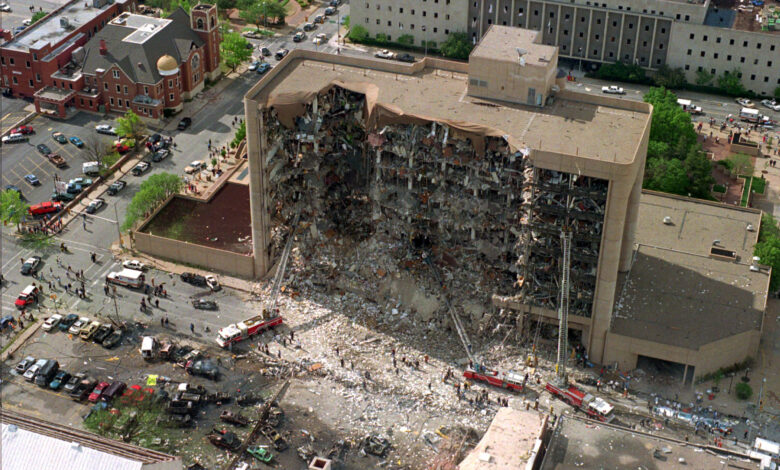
[747, 224, 755, 232]
[516, 48, 527, 67]
[662, 216, 673, 225]
[60, 17, 72, 29]
[750, 256, 761, 272]
[710, 246, 737, 261]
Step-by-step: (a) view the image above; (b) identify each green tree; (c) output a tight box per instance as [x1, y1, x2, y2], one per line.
[0, 189, 29, 231]
[735, 382, 753, 400]
[375, 33, 387, 43]
[30, 11, 48, 24]
[653, 64, 686, 89]
[343, 15, 349, 28]
[231, 120, 246, 147]
[695, 69, 714, 86]
[643, 157, 690, 195]
[755, 236, 780, 291]
[439, 32, 473, 60]
[220, 31, 252, 71]
[595, 61, 648, 83]
[759, 213, 780, 243]
[774, 86, 780, 100]
[122, 173, 183, 230]
[116, 110, 146, 140]
[684, 147, 714, 199]
[238, 0, 288, 25]
[348, 25, 369, 42]
[717, 69, 747, 96]
[397, 34, 414, 46]
[728, 153, 753, 176]
[643, 87, 698, 159]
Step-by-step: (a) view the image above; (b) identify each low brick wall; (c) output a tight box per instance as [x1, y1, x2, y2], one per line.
[134, 231, 255, 278]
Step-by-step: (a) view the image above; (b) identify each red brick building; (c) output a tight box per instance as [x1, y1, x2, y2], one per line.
[1, 1, 221, 120]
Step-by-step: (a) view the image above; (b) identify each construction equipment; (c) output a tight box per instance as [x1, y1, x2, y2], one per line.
[554, 229, 572, 386]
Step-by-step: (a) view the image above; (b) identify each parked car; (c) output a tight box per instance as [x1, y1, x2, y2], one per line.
[28, 201, 62, 216]
[24, 359, 47, 381]
[261, 47, 271, 56]
[69, 317, 90, 335]
[178, 117, 192, 130]
[63, 372, 88, 393]
[397, 53, 416, 63]
[93, 324, 114, 343]
[102, 329, 123, 348]
[5, 185, 22, 196]
[79, 321, 101, 341]
[181, 272, 207, 286]
[185, 359, 219, 380]
[601, 85, 625, 95]
[208, 429, 241, 451]
[36, 143, 52, 155]
[312, 33, 327, 45]
[184, 160, 204, 174]
[329, 0, 341, 5]
[0, 2, 11, 11]
[69, 136, 84, 147]
[150, 149, 170, 163]
[248, 60, 262, 71]
[275, 49, 289, 60]
[257, 63, 271, 74]
[123, 259, 147, 271]
[52, 131, 67, 143]
[293, 31, 306, 42]
[24, 174, 40, 186]
[65, 184, 83, 195]
[85, 198, 105, 214]
[313, 15, 324, 23]
[20, 256, 41, 275]
[69, 177, 93, 187]
[95, 124, 117, 135]
[34, 359, 59, 387]
[102, 381, 127, 401]
[114, 142, 131, 153]
[206, 275, 221, 291]
[1, 133, 28, 144]
[14, 356, 36, 374]
[107, 180, 127, 195]
[58, 313, 79, 331]
[132, 162, 151, 176]
[49, 370, 71, 390]
[761, 99, 780, 111]
[46, 153, 67, 168]
[192, 299, 218, 310]
[375, 49, 396, 60]
[70, 379, 98, 401]
[324, 6, 336, 15]
[12, 125, 34, 134]
[302, 22, 315, 31]
[15, 285, 39, 309]
[88, 381, 110, 402]
[736, 97, 755, 108]
[42, 314, 63, 331]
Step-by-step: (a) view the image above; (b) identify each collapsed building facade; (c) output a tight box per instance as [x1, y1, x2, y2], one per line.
[244, 26, 652, 364]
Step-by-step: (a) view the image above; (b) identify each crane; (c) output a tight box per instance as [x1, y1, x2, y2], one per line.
[265, 211, 300, 316]
[554, 228, 572, 386]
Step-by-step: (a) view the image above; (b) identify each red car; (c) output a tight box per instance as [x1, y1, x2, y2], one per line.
[28, 201, 62, 216]
[114, 142, 130, 153]
[14, 285, 39, 309]
[88, 381, 110, 402]
[12, 125, 34, 135]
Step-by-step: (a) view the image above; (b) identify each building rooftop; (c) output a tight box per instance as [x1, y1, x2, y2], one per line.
[2, 0, 129, 53]
[458, 408, 548, 470]
[612, 191, 768, 348]
[0, 408, 179, 470]
[470, 26, 557, 66]
[247, 52, 649, 164]
[541, 415, 761, 469]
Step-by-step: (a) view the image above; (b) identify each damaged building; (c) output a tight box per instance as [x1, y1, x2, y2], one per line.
[243, 25, 653, 365]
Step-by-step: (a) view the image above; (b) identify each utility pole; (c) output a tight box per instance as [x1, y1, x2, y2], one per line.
[113, 202, 124, 249]
[423, 25, 428, 57]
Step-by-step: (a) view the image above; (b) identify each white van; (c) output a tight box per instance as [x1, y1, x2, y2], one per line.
[2, 133, 28, 144]
[740, 107, 760, 123]
[106, 268, 145, 288]
[141, 336, 157, 360]
[82, 161, 102, 176]
[677, 99, 703, 115]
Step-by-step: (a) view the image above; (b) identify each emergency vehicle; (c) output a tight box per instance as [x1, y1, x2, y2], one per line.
[463, 367, 524, 392]
[216, 311, 283, 348]
[545, 382, 615, 422]
[106, 268, 145, 288]
[15, 285, 40, 309]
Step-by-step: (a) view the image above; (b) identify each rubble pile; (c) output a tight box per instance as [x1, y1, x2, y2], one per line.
[261, 85, 608, 333]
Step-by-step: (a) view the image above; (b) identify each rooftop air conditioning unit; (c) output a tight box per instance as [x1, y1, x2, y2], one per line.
[663, 216, 672, 225]
[747, 224, 755, 232]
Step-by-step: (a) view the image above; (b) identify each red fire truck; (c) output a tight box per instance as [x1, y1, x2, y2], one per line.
[463, 367, 524, 392]
[216, 312, 283, 348]
[545, 382, 615, 422]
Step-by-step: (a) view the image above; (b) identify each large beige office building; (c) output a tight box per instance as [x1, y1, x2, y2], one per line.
[242, 26, 768, 381]
[351, 0, 780, 97]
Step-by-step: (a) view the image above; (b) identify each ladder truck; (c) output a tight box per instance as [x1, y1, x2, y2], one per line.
[544, 229, 615, 422]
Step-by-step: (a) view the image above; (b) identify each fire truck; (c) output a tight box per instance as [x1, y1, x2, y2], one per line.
[545, 382, 615, 422]
[216, 311, 283, 348]
[463, 367, 524, 392]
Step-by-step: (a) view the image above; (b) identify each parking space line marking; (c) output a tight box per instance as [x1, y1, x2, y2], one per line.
[2, 248, 33, 272]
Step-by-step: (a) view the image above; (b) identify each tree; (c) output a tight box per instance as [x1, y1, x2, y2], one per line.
[220, 31, 252, 71]
[695, 69, 714, 86]
[754, 235, 780, 291]
[728, 153, 753, 176]
[30, 11, 48, 24]
[653, 64, 686, 89]
[643, 87, 698, 159]
[348, 25, 369, 42]
[683, 147, 714, 200]
[116, 110, 146, 140]
[231, 120, 246, 147]
[440, 32, 473, 60]
[759, 213, 780, 243]
[239, 2, 268, 28]
[735, 382, 753, 400]
[717, 69, 747, 96]
[595, 61, 648, 83]
[775, 86, 780, 100]
[397, 34, 414, 46]
[84, 135, 113, 163]
[643, 157, 690, 195]
[122, 172, 183, 230]
[0, 189, 29, 232]
[238, 0, 288, 26]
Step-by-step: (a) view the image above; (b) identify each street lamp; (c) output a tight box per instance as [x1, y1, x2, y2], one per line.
[728, 372, 735, 394]
[422, 25, 427, 57]
[743, 367, 751, 383]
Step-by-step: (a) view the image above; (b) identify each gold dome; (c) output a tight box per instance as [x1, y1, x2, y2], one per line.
[156, 54, 178, 72]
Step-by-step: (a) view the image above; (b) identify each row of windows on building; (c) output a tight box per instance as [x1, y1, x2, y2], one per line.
[558, 44, 664, 65]
[688, 33, 775, 50]
[685, 65, 780, 84]
[687, 49, 774, 68]
[366, 18, 448, 34]
[473, 0, 693, 19]
[472, 8, 670, 34]
[367, 3, 452, 19]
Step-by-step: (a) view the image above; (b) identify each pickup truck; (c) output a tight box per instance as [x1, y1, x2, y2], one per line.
[46, 153, 67, 168]
[601, 85, 625, 95]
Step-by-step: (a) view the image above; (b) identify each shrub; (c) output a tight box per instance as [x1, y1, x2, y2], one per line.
[735, 382, 753, 400]
[397, 34, 414, 46]
[716, 159, 733, 170]
[347, 25, 369, 42]
[712, 184, 726, 193]
[375, 33, 387, 43]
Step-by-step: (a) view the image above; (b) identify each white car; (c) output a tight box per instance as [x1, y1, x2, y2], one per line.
[184, 160, 204, 174]
[0, 3, 12, 12]
[375, 49, 396, 60]
[205, 275, 221, 291]
[761, 99, 780, 111]
[312, 33, 328, 45]
[736, 98, 755, 108]
[42, 314, 63, 332]
[601, 85, 625, 95]
[95, 124, 117, 135]
[69, 317, 90, 335]
[22, 19, 31, 26]
[122, 259, 147, 271]
[85, 198, 105, 214]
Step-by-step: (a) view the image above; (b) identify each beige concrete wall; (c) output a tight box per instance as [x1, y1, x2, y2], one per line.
[468, 50, 558, 106]
[350, 0, 469, 45]
[667, 22, 780, 98]
[604, 328, 760, 380]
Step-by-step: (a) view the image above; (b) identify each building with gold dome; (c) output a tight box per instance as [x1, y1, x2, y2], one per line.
[27, 4, 221, 119]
